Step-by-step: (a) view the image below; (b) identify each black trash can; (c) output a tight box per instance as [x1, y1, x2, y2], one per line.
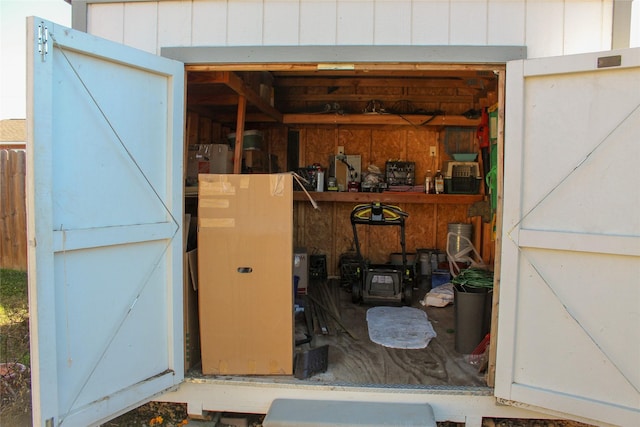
[454, 284, 492, 354]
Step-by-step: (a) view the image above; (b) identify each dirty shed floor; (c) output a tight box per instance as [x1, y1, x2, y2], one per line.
[187, 278, 486, 388]
[293, 279, 486, 387]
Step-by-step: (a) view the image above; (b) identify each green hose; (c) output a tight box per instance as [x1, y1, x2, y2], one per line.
[452, 268, 494, 291]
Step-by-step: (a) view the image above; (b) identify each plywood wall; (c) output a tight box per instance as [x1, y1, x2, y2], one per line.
[184, 113, 488, 275]
[295, 200, 475, 276]
[302, 126, 455, 190]
[294, 125, 481, 276]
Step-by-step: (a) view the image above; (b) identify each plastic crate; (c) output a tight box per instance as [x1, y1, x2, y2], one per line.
[445, 161, 480, 177]
[445, 177, 482, 194]
[431, 269, 451, 288]
[445, 161, 482, 194]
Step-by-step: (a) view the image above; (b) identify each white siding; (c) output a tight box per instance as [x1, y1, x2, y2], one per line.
[374, 0, 412, 45]
[488, 0, 525, 46]
[85, 0, 615, 59]
[337, 0, 374, 44]
[88, 2, 124, 44]
[192, 0, 228, 47]
[525, 1, 565, 58]
[228, 0, 264, 45]
[412, 0, 450, 44]
[300, 0, 338, 45]
[124, 2, 158, 53]
[158, 1, 193, 49]
[450, 0, 488, 45]
[564, 0, 611, 54]
[264, 0, 301, 45]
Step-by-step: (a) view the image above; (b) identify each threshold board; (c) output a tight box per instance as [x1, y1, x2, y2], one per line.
[263, 399, 436, 427]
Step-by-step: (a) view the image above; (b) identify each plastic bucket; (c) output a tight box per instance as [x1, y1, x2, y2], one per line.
[447, 223, 473, 261]
[454, 284, 491, 354]
[419, 252, 431, 276]
[416, 248, 437, 276]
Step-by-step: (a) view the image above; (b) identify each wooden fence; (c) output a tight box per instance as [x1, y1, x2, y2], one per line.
[0, 149, 27, 271]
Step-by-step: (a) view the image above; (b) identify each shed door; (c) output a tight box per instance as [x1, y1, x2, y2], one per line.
[26, 17, 184, 427]
[495, 48, 640, 426]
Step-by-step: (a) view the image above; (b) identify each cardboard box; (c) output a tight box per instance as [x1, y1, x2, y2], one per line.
[198, 174, 293, 375]
[187, 144, 233, 185]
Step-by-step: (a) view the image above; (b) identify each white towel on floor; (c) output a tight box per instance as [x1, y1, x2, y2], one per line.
[366, 306, 437, 349]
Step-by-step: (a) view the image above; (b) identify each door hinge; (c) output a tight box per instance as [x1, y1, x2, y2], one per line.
[38, 23, 49, 62]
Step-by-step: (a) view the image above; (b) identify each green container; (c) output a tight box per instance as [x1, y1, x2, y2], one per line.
[486, 166, 497, 212]
[487, 141, 498, 212]
[227, 130, 264, 151]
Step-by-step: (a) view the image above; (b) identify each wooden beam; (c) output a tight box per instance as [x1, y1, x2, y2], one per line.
[186, 63, 502, 75]
[278, 94, 474, 104]
[191, 111, 278, 124]
[224, 72, 282, 122]
[273, 77, 471, 87]
[188, 94, 240, 106]
[233, 95, 247, 174]
[187, 71, 230, 84]
[292, 191, 483, 204]
[283, 114, 480, 127]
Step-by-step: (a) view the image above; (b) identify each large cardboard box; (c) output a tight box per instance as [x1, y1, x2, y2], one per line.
[197, 174, 293, 375]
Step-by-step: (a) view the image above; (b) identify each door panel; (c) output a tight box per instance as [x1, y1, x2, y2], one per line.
[27, 18, 184, 427]
[496, 48, 640, 426]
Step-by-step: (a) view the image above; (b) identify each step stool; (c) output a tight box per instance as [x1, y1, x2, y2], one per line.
[263, 399, 436, 427]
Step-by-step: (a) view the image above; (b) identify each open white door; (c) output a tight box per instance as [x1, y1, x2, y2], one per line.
[496, 48, 640, 426]
[26, 17, 184, 427]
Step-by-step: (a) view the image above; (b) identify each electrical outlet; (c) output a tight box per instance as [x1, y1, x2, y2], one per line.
[429, 146, 437, 157]
[338, 146, 345, 155]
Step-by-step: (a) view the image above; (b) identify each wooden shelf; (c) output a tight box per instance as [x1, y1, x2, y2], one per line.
[293, 191, 483, 204]
[283, 114, 480, 126]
